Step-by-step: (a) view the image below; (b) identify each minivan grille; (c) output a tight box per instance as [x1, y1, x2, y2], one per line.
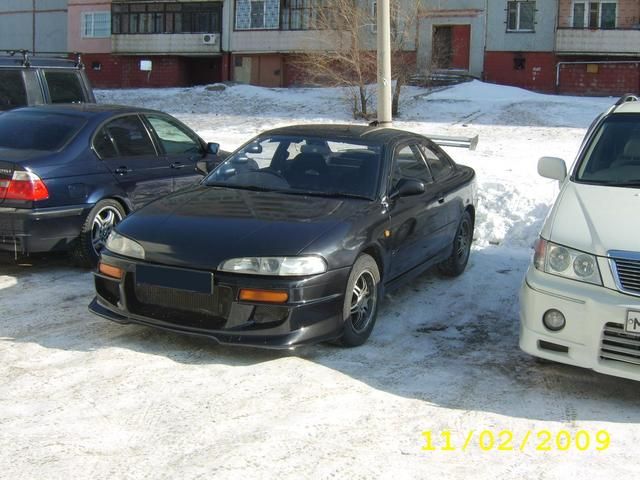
[600, 322, 640, 366]
[609, 252, 640, 296]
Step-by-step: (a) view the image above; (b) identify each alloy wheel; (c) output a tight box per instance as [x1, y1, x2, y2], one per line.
[349, 270, 377, 334]
[91, 206, 122, 254]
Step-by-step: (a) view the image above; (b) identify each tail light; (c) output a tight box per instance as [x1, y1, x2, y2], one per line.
[0, 171, 49, 201]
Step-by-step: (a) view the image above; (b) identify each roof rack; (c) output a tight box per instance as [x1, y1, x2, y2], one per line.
[0, 50, 84, 69]
[615, 94, 639, 106]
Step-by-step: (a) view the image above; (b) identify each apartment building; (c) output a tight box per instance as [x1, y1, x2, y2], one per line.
[0, 0, 69, 52]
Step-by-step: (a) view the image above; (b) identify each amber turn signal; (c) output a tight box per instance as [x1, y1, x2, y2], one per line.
[239, 288, 288, 303]
[98, 262, 124, 280]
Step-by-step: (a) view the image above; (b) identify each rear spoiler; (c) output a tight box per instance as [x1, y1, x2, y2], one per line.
[428, 134, 479, 151]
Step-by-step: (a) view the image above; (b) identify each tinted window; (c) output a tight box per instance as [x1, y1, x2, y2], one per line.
[576, 114, 640, 185]
[0, 111, 86, 151]
[146, 115, 201, 154]
[392, 145, 432, 185]
[44, 71, 86, 103]
[104, 116, 156, 157]
[0, 71, 27, 111]
[420, 144, 453, 180]
[93, 127, 118, 158]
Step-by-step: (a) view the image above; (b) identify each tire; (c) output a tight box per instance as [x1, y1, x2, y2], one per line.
[337, 253, 381, 347]
[438, 210, 473, 277]
[71, 199, 125, 268]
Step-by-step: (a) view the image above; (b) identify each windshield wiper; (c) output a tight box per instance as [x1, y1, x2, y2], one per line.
[204, 182, 274, 192]
[287, 190, 372, 200]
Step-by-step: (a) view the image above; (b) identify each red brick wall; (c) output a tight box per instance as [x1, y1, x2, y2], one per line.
[483, 51, 557, 93]
[82, 54, 190, 88]
[557, 62, 640, 95]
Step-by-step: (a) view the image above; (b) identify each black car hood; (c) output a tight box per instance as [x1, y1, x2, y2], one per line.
[116, 185, 365, 269]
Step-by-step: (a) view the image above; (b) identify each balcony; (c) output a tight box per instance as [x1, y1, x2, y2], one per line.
[112, 33, 221, 55]
[556, 28, 640, 55]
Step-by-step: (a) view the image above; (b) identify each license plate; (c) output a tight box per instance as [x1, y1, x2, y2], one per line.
[625, 310, 640, 335]
[136, 264, 213, 294]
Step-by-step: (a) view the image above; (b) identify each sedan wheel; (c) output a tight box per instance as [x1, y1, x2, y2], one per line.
[338, 253, 380, 347]
[439, 210, 473, 277]
[72, 199, 126, 267]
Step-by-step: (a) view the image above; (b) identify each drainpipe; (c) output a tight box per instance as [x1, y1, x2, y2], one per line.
[32, 0, 36, 52]
[556, 60, 640, 87]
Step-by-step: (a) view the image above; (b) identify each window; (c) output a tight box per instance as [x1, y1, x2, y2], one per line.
[112, 2, 222, 34]
[94, 128, 118, 159]
[146, 116, 201, 155]
[43, 71, 86, 104]
[507, 1, 535, 32]
[82, 11, 111, 38]
[0, 71, 27, 111]
[281, 0, 324, 30]
[104, 116, 156, 157]
[392, 145, 432, 185]
[0, 111, 86, 151]
[572, 1, 616, 29]
[235, 0, 280, 30]
[419, 144, 453, 181]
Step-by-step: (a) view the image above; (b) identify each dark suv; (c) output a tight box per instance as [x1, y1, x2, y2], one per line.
[0, 50, 95, 111]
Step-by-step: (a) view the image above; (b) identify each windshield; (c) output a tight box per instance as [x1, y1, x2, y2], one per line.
[205, 134, 383, 199]
[0, 111, 86, 151]
[576, 114, 640, 186]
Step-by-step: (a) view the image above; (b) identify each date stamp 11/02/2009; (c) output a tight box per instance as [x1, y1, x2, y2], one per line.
[421, 430, 611, 453]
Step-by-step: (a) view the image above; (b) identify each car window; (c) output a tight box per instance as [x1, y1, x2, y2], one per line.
[391, 145, 432, 186]
[0, 111, 85, 151]
[43, 71, 86, 103]
[0, 71, 27, 111]
[146, 115, 202, 155]
[104, 116, 156, 157]
[420, 143, 453, 181]
[93, 127, 118, 159]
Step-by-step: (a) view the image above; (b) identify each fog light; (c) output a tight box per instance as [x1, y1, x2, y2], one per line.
[543, 309, 566, 331]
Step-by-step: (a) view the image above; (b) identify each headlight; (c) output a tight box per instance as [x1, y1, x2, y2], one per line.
[218, 256, 327, 276]
[105, 231, 145, 260]
[533, 238, 601, 285]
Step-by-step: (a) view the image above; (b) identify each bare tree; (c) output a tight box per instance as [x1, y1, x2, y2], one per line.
[291, 0, 419, 119]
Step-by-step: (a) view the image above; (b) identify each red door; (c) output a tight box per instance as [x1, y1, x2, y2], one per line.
[451, 25, 471, 70]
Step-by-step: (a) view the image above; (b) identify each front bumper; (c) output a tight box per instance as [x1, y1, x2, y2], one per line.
[519, 266, 640, 382]
[0, 204, 90, 255]
[89, 253, 350, 349]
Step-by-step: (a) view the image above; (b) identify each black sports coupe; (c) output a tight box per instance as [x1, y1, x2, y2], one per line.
[89, 125, 477, 348]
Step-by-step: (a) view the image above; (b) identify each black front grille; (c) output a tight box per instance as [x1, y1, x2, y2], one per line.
[600, 322, 640, 366]
[135, 283, 218, 313]
[610, 254, 640, 296]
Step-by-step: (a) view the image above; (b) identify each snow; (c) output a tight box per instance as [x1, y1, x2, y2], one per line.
[1, 81, 638, 479]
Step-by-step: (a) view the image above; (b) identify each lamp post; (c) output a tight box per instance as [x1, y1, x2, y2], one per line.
[376, 0, 392, 126]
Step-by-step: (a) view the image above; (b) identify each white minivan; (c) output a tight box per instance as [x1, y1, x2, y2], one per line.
[519, 95, 640, 382]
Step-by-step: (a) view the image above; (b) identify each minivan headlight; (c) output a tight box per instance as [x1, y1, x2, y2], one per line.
[218, 256, 327, 276]
[533, 238, 601, 285]
[106, 231, 145, 260]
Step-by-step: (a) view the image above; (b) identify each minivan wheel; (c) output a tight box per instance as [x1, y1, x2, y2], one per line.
[337, 253, 381, 347]
[438, 210, 473, 277]
[72, 199, 125, 267]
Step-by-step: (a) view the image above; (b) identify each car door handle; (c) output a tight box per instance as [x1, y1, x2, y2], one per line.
[438, 197, 445, 204]
[115, 166, 132, 175]
[170, 162, 186, 169]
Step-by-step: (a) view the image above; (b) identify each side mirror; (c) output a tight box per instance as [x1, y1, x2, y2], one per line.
[206, 142, 220, 155]
[538, 156, 567, 181]
[389, 178, 425, 200]
[245, 143, 262, 154]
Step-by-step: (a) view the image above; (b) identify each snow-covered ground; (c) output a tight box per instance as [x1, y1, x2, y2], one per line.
[1, 82, 638, 479]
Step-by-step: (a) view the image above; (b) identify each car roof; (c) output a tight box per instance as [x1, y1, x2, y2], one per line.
[8, 103, 161, 119]
[261, 124, 422, 145]
[613, 101, 640, 114]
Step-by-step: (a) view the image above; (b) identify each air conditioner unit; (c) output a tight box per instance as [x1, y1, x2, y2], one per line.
[202, 34, 218, 45]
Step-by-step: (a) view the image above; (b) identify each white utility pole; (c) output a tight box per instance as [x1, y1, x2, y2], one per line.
[376, 0, 393, 126]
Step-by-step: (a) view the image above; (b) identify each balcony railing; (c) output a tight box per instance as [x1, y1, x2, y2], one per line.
[556, 27, 640, 55]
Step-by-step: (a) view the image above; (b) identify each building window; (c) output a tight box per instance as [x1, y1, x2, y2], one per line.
[112, 2, 222, 34]
[506, 1, 535, 32]
[82, 11, 111, 38]
[235, 0, 280, 30]
[281, 0, 322, 30]
[572, 2, 617, 29]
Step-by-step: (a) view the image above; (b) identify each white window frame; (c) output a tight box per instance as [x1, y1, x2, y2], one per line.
[571, 1, 617, 29]
[81, 11, 111, 38]
[506, 1, 536, 32]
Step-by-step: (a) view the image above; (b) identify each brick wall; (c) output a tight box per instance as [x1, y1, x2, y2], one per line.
[557, 62, 640, 95]
[483, 52, 557, 93]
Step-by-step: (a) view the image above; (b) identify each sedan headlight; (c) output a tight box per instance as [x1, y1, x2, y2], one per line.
[105, 231, 145, 260]
[534, 238, 601, 285]
[218, 256, 327, 276]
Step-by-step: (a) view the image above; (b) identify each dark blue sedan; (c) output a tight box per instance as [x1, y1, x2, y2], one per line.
[0, 104, 221, 265]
